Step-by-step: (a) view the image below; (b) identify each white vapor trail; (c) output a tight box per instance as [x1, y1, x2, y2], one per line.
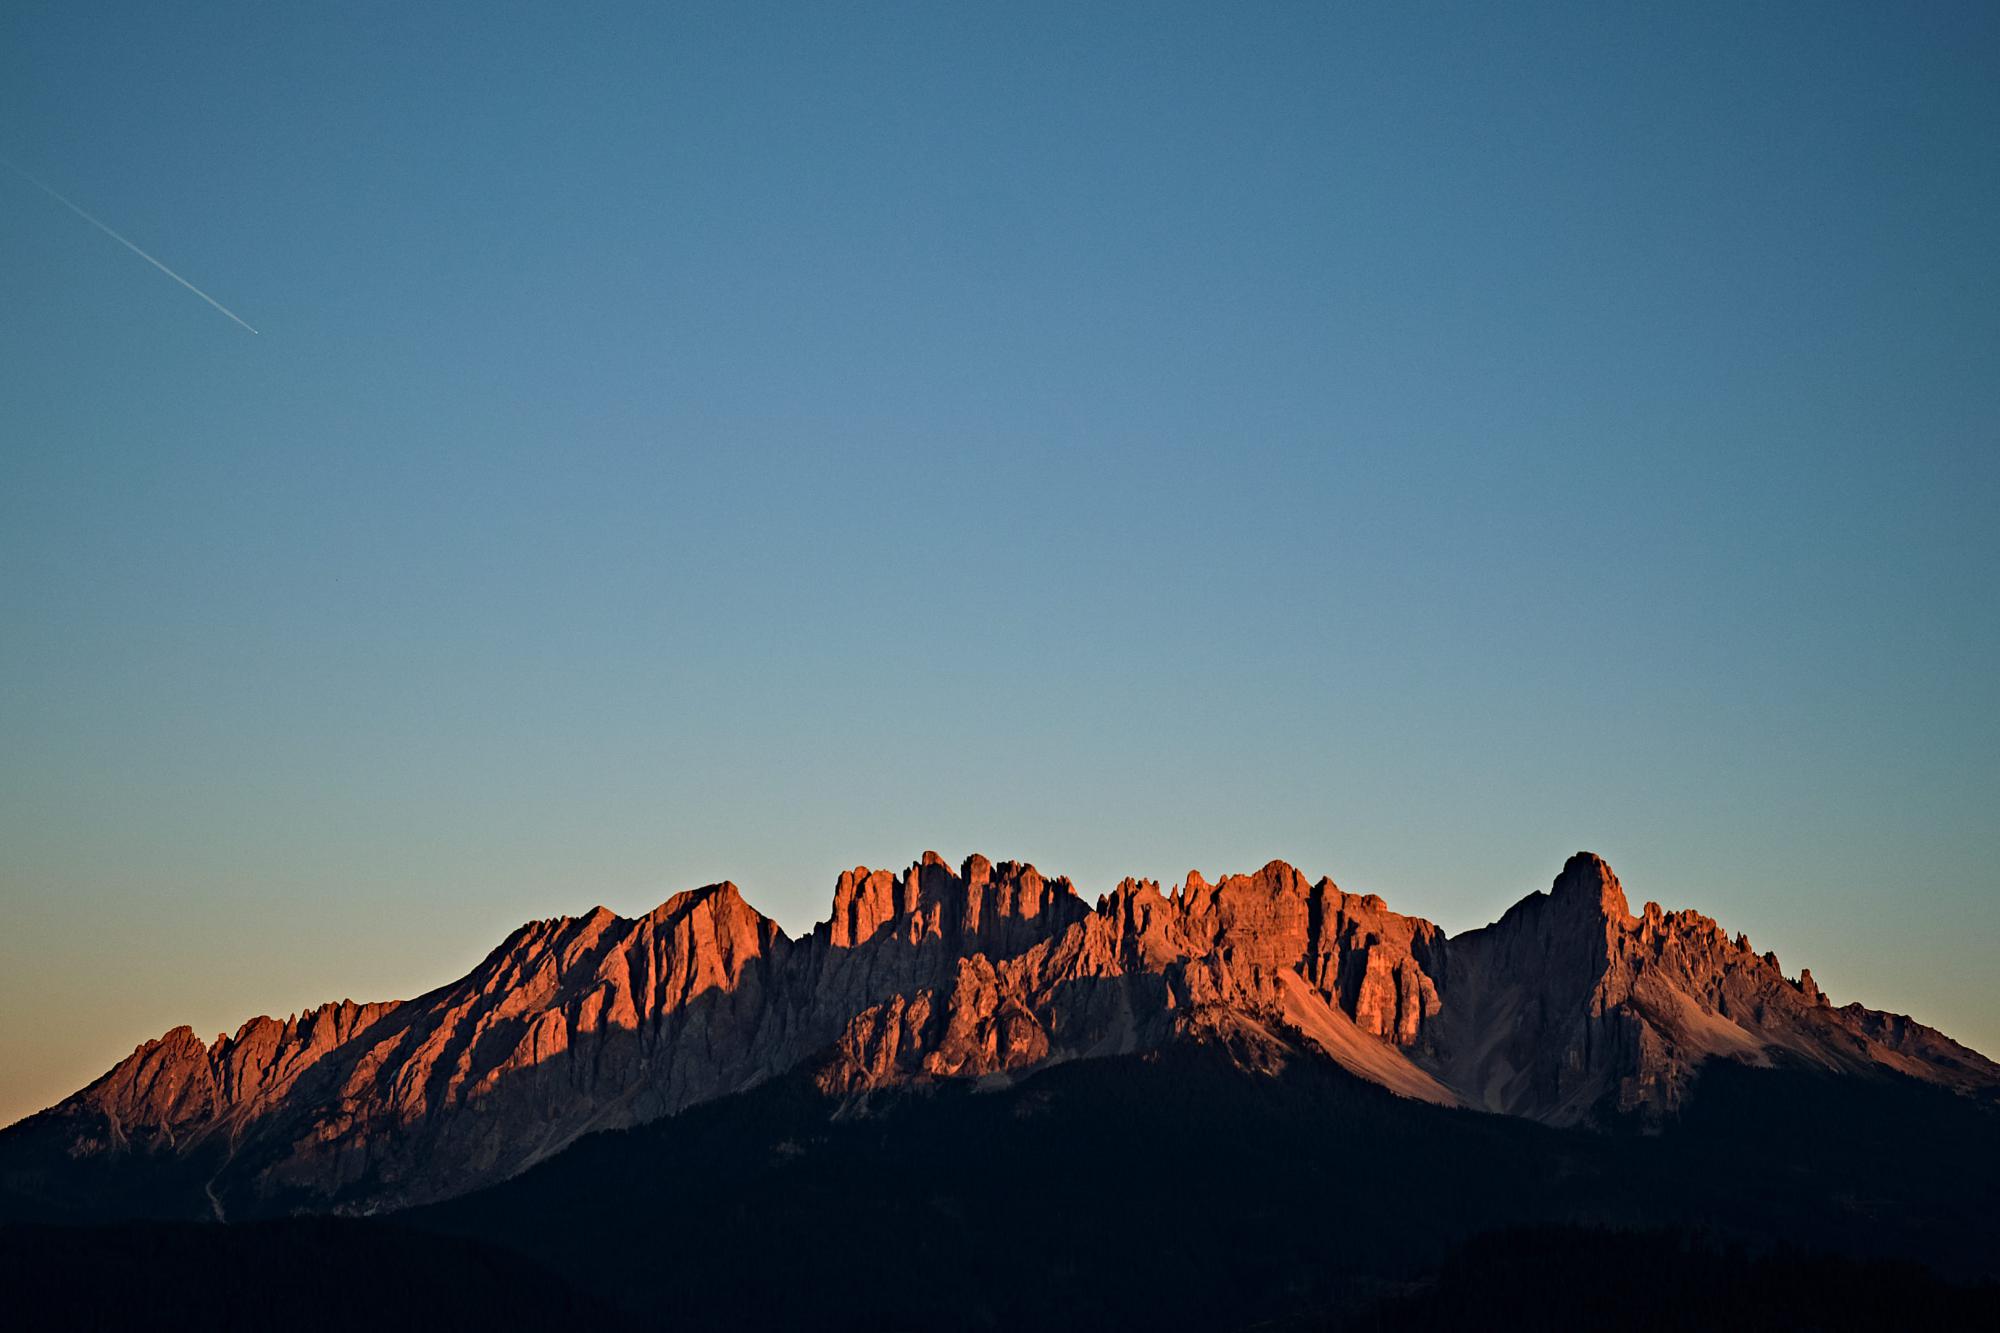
[3, 159, 259, 334]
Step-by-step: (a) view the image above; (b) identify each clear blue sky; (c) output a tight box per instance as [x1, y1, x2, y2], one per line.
[2, 1, 1995, 1126]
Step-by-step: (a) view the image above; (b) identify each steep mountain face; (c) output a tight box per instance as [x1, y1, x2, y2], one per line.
[2, 851, 1991, 1221]
[812, 856, 1455, 1106]
[1428, 854, 1998, 1123]
[3, 883, 794, 1218]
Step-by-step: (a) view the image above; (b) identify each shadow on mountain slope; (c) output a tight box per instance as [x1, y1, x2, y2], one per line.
[398, 1035, 1999, 1329]
[3, 1036, 1994, 1331]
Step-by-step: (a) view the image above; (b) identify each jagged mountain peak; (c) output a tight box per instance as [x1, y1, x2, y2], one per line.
[1549, 850, 1633, 920]
[819, 851, 1085, 956]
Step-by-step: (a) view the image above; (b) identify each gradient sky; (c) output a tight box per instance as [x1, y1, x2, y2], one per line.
[2, 1, 1996, 1128]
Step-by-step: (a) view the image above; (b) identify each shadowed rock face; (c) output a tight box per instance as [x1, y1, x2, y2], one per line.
[3, 851, 1992, 1220]
[1429, 854, 1999, 1124]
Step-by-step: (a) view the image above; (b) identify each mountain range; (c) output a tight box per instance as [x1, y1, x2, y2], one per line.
[3, 849, 1992, 1234]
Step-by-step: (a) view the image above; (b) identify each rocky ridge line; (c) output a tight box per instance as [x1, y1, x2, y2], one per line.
[3, 851, 1991, 1220]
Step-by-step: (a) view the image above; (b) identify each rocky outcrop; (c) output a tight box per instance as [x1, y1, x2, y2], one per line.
[3, 850, 1992, 1219]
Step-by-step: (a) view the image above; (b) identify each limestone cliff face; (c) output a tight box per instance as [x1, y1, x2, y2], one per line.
[4, 850, 1992, 1219]
[1429, 853, 2000, 1124]
[76, 1000, 398, 1154]
[814, 858, 1451, 1101]
[16, 883, 794, 1216]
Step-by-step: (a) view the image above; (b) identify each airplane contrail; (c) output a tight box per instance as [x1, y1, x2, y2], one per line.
[2, 158, 259, 334]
